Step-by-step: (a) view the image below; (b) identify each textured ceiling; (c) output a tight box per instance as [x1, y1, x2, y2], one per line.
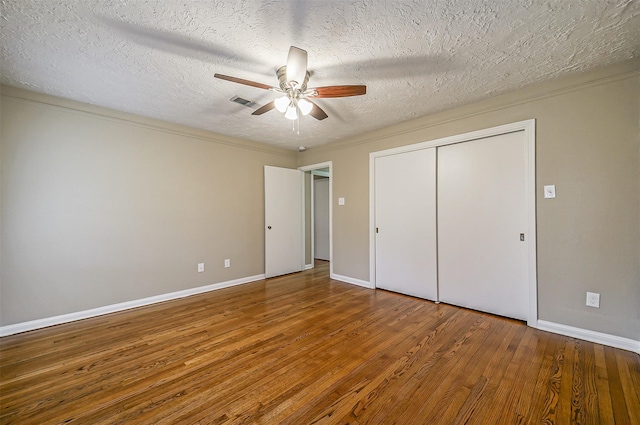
[1, 1, 639, 150]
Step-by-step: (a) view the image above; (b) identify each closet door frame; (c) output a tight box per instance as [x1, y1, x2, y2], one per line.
[369, 119, 537, 326]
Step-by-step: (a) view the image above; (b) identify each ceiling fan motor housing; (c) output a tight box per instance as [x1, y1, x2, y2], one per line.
[276, 66, 310, 93]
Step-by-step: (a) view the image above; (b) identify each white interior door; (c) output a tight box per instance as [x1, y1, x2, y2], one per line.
[437, 131, 528, 320]
[374, 148, 438, 300]
[313, 177, 330, 261]
[264, 166, 303, 278]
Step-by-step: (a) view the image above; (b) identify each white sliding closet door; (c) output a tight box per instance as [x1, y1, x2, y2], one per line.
[374, 148, 437, 300]
[437, 131, 528, 320]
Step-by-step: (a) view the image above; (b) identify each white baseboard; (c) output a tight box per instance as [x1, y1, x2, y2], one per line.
[5, 276, 637, 356]
[536, 320, 640, 354]
[331, 273, 373, 289]
[304, 264, 314, 270]
[0, 274, 266, 337]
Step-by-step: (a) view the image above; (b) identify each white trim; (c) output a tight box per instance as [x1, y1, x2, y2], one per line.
[536, 320, 640, 354]
[524, 121, 538, 326]
[307, 66, 639, 157]
[311, 170, 330, 178]
[369, 156, 377, 292]
[369, 120, 538, 324]
[0, 274, 265, 337]
[0, 92, 297, 159]
[309, 172, 315, 263]
[300, 170, 306, 272]
[299, 161, 333, 277]
[331, 273, 373, 289]
[304, 264, 314, 270]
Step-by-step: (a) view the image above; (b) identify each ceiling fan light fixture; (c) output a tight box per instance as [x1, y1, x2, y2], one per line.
[297, 98, 313, 116]
[215, 46, 366, 125]
[274, 96, 289, 113]
[285, 104, 298, 120]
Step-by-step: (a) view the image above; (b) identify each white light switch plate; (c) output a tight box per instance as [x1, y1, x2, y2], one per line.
[544, 185, 556, 199]
[338, 197, 345, 206]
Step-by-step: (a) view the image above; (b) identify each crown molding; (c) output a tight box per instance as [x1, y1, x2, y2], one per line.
[306, 60, 640, 155]
[0, 85, 297, 159]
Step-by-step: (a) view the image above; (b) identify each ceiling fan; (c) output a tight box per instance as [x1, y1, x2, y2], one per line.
[214, 46, 366, 121]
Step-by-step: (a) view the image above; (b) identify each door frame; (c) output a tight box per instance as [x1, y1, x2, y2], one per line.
[369, 120, 537, 326]
[311, 171, 330, 263]
[299, 162, 333, 276]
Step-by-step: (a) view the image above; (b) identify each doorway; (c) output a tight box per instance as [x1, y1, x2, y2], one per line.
[299, 162, 333, 275]
[313, 173, 330, 262]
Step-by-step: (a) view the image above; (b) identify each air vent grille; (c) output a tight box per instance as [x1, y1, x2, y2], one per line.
[230, 95, 257, 108]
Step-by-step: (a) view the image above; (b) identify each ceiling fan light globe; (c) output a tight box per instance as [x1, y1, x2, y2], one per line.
[275, 96, 289, 113]
[298, 98, 313, 116]
[285, 105, 298, 120]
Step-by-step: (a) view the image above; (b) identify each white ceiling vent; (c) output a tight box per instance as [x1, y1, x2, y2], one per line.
[230, 96, 257, 108]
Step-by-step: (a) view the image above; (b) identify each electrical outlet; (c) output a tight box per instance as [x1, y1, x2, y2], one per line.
[197, 263, 205, 273]
[544, 185, 556, 199]
[224, 259, 230, 268]
[586, 292, 600, 308]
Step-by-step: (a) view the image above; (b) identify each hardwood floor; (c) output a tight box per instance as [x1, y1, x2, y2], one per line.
[1, 260, 639, 424]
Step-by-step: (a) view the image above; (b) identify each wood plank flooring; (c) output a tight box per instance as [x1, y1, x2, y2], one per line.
[1, 260, 639, 424]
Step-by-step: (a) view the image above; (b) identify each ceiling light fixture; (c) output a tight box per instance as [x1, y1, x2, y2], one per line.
[285, 103, 298, 120]
[215, 46, 366, 125]
[274, 93, 313, 121]
[274, 96, 289, 113]
[297, 98, 313, 116]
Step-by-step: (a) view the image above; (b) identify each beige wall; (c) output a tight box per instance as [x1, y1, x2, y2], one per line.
[2, 60, 639, 342]
[299, 60, 640, 341]
[0, 86, 297, 326]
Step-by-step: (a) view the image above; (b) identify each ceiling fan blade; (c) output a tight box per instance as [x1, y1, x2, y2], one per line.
[252, 101, 276, 115]
[214, 73, 274, 90]
[308, 101, 328, 120]
[286, 46, 308, 86]
[311, 85, 367, 98]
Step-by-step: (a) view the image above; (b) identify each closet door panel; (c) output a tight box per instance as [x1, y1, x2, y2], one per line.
[374, 148, 437, 300]
[437, 132, 528, 320]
